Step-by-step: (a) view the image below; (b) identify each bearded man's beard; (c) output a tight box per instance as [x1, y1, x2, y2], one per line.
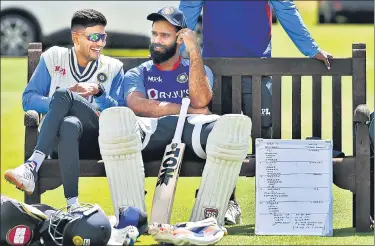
[149, 42, 178, 64]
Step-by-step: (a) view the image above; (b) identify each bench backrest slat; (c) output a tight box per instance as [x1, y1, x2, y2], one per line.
[351, 44, 367, 155]
[27, 43, 42, 85]
[212, 75, 222, 114]
[251, 75, 262, 153]
[272, 75, 282, 139]
[332, 75, 342, 151]
[231, 75, 242, 114]
[292, 75, 302, 140]
[312, 75, 322, 139]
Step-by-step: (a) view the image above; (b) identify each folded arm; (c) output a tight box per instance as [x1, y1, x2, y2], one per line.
[124, 67, 209, 118]
[127, 92, 185, 117]
[188, 50, 213, 108]
[22, 57, 52, 114]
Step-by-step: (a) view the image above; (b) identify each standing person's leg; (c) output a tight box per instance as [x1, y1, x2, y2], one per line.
[4, 88, 100, 207]
[222, 75, 273, 133]
[241, 75, 273, 137]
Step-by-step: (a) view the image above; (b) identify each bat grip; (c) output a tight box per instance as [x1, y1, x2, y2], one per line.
[172, 97, 190, 143]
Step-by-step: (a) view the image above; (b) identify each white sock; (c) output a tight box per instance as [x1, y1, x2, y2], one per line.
[67, 197, 78, 206]
[27, 150, 46, 172]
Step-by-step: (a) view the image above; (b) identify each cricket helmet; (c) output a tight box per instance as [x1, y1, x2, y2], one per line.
[48, 203, 111, 246]
[1, 195, 46, 246]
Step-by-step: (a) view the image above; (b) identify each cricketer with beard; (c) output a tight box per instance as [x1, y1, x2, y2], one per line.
[97, 6, 252, 234]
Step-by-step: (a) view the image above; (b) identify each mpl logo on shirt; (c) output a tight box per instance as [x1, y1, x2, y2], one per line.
[147, 88, 189, 100]
[54, 65, 66, 76]
[148, 76, 162, 83]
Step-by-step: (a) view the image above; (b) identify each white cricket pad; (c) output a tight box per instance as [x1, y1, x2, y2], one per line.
[190, 114, 252, 226]
[98, 107, 146, 220]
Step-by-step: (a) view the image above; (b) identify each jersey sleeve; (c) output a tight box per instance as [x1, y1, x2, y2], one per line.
[22, 57, 52, 114]
[123, 66, 146, 100]
[270, 1, 321, 57]
[179, 0, 203, 31]
[94, 68, 126, 110]
[178, 0, 204, 54]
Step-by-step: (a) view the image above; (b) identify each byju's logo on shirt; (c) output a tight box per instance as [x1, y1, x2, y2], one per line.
[147, 88, 189, 100]
[148, 76, 162, 83]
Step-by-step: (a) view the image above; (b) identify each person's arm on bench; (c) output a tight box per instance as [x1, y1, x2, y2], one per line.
[270, 0, 332, 69]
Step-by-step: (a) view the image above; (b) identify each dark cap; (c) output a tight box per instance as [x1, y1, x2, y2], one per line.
[147, 6, 187, 29]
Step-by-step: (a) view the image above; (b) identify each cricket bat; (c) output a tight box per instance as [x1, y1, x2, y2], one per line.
[150, 97, 190, 224]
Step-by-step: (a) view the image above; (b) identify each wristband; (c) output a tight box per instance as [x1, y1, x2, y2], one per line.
[94, 83, 105, 98]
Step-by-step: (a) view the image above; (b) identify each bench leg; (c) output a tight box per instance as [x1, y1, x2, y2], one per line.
[24, 179, 40, 204]
[354, 105, 371, 232]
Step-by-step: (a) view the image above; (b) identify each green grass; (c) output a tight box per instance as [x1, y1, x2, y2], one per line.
[1, 7, 374, 245]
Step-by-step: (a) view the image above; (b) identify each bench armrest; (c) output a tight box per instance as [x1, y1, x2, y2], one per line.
[24, 110, 40, 127]
[353, 104, 371, 232]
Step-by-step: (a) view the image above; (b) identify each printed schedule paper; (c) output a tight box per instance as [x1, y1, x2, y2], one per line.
[255, 139, 333, 236]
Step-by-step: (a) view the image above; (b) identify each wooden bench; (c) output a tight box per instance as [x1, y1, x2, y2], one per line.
[23, 42, 372, 232]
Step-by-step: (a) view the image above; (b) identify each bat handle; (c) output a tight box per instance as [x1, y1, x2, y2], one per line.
[172, 97, 190, 143]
